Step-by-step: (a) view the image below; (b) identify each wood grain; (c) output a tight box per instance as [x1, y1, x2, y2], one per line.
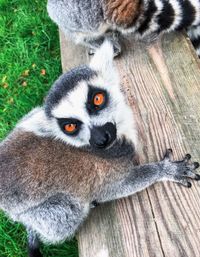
[60, 32, 200, 257]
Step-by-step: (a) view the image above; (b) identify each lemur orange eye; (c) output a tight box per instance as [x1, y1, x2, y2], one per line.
[93, 93, 105, 106]
[64, 123, 77, 133]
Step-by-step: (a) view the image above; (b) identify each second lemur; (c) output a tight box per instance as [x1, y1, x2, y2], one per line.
[47, 0, 200, 56]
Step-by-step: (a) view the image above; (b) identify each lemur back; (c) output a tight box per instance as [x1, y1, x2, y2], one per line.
[47, 0, 200, 56]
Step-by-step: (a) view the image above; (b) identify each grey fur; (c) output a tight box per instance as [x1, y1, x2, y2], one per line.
[20, 194, 87, 243]
[47, 0, 103, 33]
[47, 0, 119, 52]
[0, 130, 199, 255]
[47, 0, 200, 56]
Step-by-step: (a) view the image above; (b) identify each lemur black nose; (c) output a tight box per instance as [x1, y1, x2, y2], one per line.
[94, 131, 110, 148]
[90, 122, 117, 149]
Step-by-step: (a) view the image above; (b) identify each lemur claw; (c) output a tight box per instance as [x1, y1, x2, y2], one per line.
[195, 174, 200, 181]
[164, 148, 173, 159]
[184, 153, 191, 161]
[194, 162, 200, 169]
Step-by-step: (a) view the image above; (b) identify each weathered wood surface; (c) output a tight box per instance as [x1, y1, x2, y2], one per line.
[60, 32, 200, 257]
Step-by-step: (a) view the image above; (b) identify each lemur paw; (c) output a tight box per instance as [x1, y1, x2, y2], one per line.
[161, 149, 200, 187]
[88, 41, 121, 57]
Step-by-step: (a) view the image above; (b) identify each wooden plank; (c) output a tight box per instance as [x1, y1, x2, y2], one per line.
[60, 33, 89, 69]
[60, 31, 200, 257]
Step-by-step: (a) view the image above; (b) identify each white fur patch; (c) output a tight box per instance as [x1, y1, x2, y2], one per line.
[17, 107, 52, 137]
[190, 0, 200, 26]
[52, 81, 89, 121]
[89, 40, 114, 74]
[168, 0, 182, 31]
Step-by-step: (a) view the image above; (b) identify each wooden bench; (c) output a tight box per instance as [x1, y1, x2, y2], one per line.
[60, 32, 200, 257]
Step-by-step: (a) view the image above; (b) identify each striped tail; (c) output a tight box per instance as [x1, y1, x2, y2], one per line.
[187, 25, 200, 57]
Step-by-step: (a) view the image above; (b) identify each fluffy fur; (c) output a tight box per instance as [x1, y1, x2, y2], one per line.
[102, 0, 141, 26]
[47, 0, 200, 56]
[0, 42, 199, 257]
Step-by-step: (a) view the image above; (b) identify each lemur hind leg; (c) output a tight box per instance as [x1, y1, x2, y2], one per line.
[19, 193, 89, 252]
[83, 31, 122, 57]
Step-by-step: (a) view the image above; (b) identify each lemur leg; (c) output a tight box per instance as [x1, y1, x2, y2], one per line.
[95, 149, 200, 203]
[27, 229, 42, 257]
[187, 25, 200, 57]
[73, 31, 122, 56]
[18, 194, 89, 247]
[90, 31, 121, 57]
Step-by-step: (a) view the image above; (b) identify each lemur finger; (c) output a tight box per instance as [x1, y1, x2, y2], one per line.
[186, 181, 192, 188]
[164, 148, 173, 160]
[182, 169, 199, 180]
[193, 162, 200, 169]
[195, 174, 200, 181]
[174, 178, 192, 188]
[186, 162, 200, 171]
[183, 154, 191, 162]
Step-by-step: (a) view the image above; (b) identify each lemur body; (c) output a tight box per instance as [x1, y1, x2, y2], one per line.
[47, 0, 200, 56]
[0, 42, 199, 257]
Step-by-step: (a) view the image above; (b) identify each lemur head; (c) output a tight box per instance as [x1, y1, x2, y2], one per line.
[20, 41, 137, 152]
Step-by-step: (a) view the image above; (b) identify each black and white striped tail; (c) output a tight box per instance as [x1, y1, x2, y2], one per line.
[135, 0, 200, 58]
[187, 26, 200, 57]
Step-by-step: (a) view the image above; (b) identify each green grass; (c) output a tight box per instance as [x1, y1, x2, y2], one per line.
[0, 0, 78, 256]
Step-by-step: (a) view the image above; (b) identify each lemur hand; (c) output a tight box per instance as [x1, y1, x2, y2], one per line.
[160, 149, 200, 187]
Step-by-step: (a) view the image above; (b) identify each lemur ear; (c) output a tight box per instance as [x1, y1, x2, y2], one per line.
[89, 40, 114, 74]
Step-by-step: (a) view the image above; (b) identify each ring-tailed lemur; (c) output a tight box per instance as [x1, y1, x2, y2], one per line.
[47, 0, 200, 56]
[0, 42, 199, 257]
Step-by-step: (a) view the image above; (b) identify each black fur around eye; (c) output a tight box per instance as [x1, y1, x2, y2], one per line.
[86, 86, 108, 115]
[57, 118, 82, 136]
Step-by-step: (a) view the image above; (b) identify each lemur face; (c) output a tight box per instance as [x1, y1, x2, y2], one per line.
[44, 41, 137, 149]
[55, 85, 117, 149]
